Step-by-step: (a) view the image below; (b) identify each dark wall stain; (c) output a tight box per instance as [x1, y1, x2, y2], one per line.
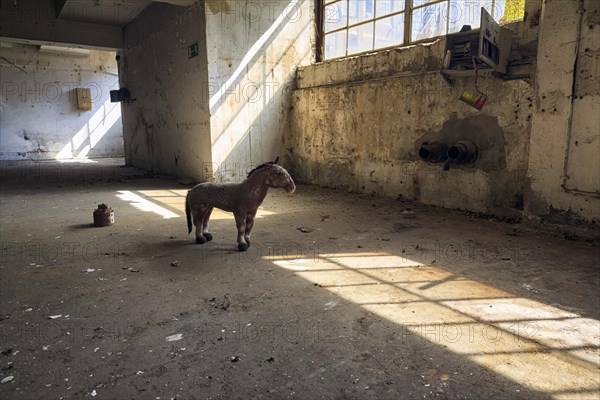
[416, 113, 508, 171]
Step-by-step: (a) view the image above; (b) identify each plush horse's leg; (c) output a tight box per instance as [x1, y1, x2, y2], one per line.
[194, 208, 208, 244]
[202, 207, 213, 241]
[234, 211, 248, 251]
[244, 210, 257, 247]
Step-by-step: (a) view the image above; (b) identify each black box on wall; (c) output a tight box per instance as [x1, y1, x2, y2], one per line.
[110, 88, 131, 103]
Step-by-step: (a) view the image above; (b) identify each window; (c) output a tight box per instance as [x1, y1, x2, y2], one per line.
[321, 0, 525, 60]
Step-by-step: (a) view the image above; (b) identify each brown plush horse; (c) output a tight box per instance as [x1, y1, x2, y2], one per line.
[186, 157, 296, 251]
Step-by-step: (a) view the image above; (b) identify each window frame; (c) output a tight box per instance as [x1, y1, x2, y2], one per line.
[319, 0, 518, 61]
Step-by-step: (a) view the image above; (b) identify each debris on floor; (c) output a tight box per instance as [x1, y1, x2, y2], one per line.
[297, 227, 313, 233]
[1, 376, 14, 384]
[93, 204, 114, 227]
[522, 283, 538, 293]
[165, 333, 183, 342]
[402, 209, 415, 218]
[170, 261, 180, 267]
[208, 295, 231, 311]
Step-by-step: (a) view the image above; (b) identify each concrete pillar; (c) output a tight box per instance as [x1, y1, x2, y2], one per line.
[525, 0, 599, 224]
[119, 2, 212, 181]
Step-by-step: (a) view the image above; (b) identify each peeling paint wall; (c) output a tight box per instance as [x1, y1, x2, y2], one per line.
[526, 0, 600, 225]
[120, 2, 211, 181]
[204, 0, 313, 181]
[0, 42, 123, 160]
[284, 37, 535, 217]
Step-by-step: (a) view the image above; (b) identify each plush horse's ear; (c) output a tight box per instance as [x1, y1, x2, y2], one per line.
[273, 156, 279, 164]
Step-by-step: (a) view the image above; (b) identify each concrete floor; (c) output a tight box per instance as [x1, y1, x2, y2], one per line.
[0, 159, 599, 400]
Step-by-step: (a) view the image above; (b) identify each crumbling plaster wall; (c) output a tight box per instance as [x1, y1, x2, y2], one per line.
[285, 0, 599, 223]
[0, 42, 123, 159]
[285, 36, 536, 216]
[204, 0, 313, 181]
[526, 0, 600, 225]
[120, 2, 211, 181]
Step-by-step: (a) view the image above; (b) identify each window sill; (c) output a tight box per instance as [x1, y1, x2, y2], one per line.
[297, 38, 446, 89]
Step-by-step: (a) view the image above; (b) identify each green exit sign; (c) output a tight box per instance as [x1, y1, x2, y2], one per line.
[188, 43, 199, 59]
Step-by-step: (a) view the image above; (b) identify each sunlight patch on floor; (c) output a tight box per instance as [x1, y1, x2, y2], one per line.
[116, 190, 179, 219]
[269, 252, 600, 399]
[129, 189, 279, 220]
[56, 158, 98, 163]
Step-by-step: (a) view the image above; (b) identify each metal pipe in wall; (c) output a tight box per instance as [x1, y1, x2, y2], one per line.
[447, 141, 478, 164]
[418, 141, 448, 163]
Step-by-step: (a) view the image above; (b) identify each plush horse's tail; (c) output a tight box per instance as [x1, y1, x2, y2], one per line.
[185, 191, 192, 234]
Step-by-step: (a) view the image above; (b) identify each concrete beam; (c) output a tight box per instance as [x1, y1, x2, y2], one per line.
[0, 0, 122, 50]
[0, 17, 122, 50]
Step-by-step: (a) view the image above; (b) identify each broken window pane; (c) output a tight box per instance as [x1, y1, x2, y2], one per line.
[496, 0, 525, 24]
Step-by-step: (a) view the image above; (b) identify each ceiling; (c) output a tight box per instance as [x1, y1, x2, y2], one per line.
[0, 0, 199, 50]
[55, 0, 198, 27]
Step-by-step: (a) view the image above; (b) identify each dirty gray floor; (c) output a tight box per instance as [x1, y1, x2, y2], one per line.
[0, 159, 599, 400]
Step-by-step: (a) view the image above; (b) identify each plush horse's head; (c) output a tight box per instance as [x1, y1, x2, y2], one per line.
[265, 157, 296, 194]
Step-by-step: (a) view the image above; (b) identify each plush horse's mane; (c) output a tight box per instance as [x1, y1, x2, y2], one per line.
[247, 157, 279, 178]
[247, 162, 271, 177]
